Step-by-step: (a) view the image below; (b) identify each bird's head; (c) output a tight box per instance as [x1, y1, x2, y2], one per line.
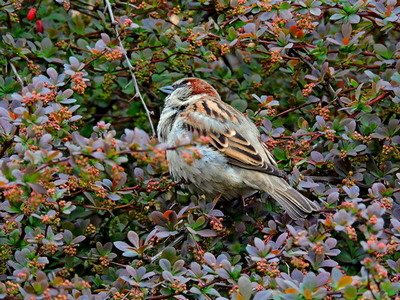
[160, 78, 220, 106]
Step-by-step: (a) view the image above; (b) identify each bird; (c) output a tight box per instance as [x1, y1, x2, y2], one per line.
[157, 78, 320, 219]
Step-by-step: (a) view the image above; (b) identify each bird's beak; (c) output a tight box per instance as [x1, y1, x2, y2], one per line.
[159, 85, 175, 95]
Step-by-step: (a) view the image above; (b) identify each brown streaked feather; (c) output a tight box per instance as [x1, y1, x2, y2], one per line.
[181, 98, 286, 178]
[182, 98, 241, 124]
[209, 132, 227, 149]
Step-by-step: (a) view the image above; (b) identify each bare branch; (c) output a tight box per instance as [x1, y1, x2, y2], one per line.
[9, 62, 24, 87]
[104, 0, 156, 136]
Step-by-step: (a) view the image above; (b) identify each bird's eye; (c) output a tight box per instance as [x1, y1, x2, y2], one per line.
[160, 80, 191, 95]
[173, 80, 189, 89]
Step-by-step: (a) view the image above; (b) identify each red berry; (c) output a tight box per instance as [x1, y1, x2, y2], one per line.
[27, 8, 36, 21]
[36, 20, 44, 33]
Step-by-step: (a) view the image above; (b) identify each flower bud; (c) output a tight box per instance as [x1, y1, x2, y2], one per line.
[36, 19, 44, 33]
[27, 8, 36, 21]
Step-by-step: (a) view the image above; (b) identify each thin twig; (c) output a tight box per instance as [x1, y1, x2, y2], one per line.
[150, 235, 185, 263]
[348, 91, 391, 118]
[274, 101, 314, 119]
[72, 203, 112, 211]
[9, 62, 24, 86]
[104, 0, 156, 136]
[34, 157, 71, 173]
[147, 295, 171, 300]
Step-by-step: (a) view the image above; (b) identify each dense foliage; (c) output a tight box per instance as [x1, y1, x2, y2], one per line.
[0, 0, 400, 299]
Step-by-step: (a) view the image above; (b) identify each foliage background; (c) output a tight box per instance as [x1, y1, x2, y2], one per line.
[0, 0, 400, 299]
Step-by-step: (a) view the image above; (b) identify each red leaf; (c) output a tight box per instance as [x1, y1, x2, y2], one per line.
[237, 33, 256, 38]
[296, 29, 305, 38]
[150, 211, 168, 227]
[289, 25, 298, 35]
[289, 25, 305, 39]
[385, 5, 393, 17]
[163, 210, 178, 225]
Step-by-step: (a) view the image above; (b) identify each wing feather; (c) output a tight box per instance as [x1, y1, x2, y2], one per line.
[181, 98, 286, 178]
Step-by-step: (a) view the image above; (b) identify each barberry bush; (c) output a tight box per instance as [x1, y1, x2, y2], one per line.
[0, 0, 400, 299]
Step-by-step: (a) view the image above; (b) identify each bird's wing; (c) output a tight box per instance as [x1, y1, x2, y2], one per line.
[181, 98, 286, 178]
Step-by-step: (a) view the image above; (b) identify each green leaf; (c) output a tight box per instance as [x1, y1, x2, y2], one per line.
[330, 13, 345, 20]
[232, 20, 247, 29]
[350, 79, 358, 87]
[343, 285, 357, 299]
[336, 251, 356, 263]
[161, 247, 177, 263]
[279, 2, 290, 9]
[374, 44, 392, 59]
[273, 148, 287, 161]
[230, 265, 242, 279]
[193, 216, 206, 229]
[228, 27, 237, 41]
[0, 77, 19, 96]
[217, 14, 225, 24]
[8, 229, 22, 246]
[381, 281, 400, 296]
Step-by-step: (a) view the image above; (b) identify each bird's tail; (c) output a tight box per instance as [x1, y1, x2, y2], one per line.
[269, 187, 320, 220]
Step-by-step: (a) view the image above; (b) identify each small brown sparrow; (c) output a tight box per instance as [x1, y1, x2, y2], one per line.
[157, 78, 319, 219]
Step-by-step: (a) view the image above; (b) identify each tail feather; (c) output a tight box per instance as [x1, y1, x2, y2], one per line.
[270, 188, 319, 220]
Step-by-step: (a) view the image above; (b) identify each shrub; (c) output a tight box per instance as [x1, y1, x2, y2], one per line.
[0, 0, 399, 299]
